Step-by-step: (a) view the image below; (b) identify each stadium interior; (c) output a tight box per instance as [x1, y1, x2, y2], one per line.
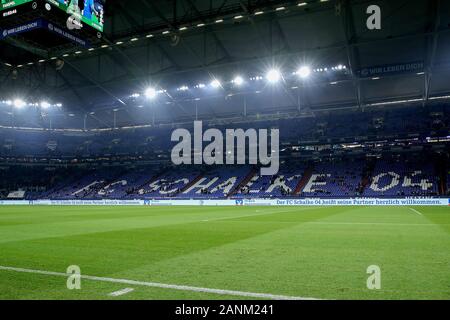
[0, 0, 449, 303]
[0, 0, 449, 201]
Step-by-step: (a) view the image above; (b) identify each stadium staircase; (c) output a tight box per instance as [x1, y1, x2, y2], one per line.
[437, 169, 445, 195]
[41, 179, 72, 198]
[358, 159, 376, 195]
[437, 160, 447, 195]
[293, 166, 314, 194]
[227, 167, 258, 198]
[139, 169, 168, 190]
[41, 170, 87, 199]
[178, 173, 204, 194]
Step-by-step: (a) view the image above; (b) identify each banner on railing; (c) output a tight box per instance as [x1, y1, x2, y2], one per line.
[0, 198, 448, 206]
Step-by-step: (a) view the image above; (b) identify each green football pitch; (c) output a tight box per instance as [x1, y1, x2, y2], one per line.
[0, 205, 449, 300]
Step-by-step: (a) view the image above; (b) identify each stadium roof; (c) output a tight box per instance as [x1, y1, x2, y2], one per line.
[0, 0, 449, 129]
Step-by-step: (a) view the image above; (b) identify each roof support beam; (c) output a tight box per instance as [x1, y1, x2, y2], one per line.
[111, 1, 188, 115]
[1, 37, 127, 113]
[237, 0, 298, 107]
[62, 59, 127, 107]
[184, 0, 232, 60]
[111, 0, 180, 72]
[274, 21, 291, 53]
[56, 71, 113, 128]
[424, 0, 441, 105]
[340, 0, 362, 109]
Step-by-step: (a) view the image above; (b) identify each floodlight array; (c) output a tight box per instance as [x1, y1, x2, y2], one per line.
[0, 99, 62, 109]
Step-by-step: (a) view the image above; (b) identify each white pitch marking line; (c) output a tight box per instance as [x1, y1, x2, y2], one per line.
[308, 222, 435, 226]
[109, 288, 134, 297]
[202, 207, 309, 223]
[0, 265, 319, 300]
[409, 208, 423, 216]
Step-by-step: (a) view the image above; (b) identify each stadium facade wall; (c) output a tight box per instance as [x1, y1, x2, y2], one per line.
[0, 198, 448, 206]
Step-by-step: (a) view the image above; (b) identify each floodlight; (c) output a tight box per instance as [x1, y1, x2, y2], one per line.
[297, 66, 311, 79]
[266, 69, 281, 83]
[233, 76, 244, 86]
[40, 101, 51, 109]
[210, 79, 221, 88]
[145, 87, 157, 99]
[13, 99, 26, 109]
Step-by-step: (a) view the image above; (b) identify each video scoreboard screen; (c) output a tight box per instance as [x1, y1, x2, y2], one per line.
[0, 0, 33, 11]
[0, 0, 105, 48]
[48, 0, 104, 32]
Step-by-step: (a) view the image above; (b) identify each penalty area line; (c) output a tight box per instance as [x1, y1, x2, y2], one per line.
[0, 265, 319, 300]
[409, 208, 423, 216]
[109, 288, 134, 297]
[201, 207, 310, 223]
